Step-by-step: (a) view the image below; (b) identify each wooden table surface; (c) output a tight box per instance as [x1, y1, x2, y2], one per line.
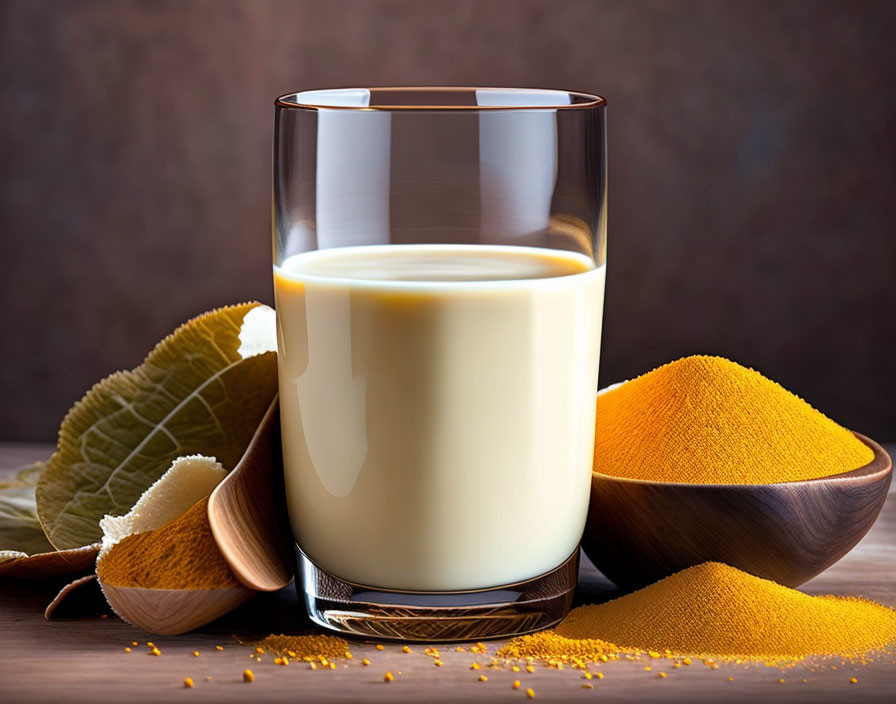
[1, 442, 894, 703]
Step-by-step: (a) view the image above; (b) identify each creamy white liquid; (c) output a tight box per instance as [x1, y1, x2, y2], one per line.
[274, 244, 604, 591]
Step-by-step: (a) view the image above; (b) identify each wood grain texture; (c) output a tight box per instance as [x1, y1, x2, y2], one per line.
[0, 442, 894, 702]
[101, 582, 254, 636]
[583, 433, 892, 589]
[208, 397, 294, 592]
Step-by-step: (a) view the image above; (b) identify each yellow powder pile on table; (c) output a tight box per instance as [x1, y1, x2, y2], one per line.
[256, 634, 350, 661]
[97, 497, 239, 590]
[499, 632, 618, 663]
[500, 563, 896, 663]
[594, 355, 874, 484]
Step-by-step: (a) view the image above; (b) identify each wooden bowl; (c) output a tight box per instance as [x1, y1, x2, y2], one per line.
[581, 432, 892, 589]
[100, 582, 253, 635]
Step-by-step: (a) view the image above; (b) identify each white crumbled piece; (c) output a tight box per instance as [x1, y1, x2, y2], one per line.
[238, 304, 277, 359]
[98, 455, 226, 556]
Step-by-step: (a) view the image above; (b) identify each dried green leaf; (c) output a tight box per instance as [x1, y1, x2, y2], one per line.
[0, 460, 98, 577]
[36, 302, 278, 550]
[0, 462, 54, 560]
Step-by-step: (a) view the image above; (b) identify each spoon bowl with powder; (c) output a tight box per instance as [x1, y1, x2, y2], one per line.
[584, 356, 893, 590]
[99, 496, 255, 635]
[96, 398, 291, 634]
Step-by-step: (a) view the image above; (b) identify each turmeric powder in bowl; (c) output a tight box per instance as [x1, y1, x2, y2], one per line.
[97, 497, 239, 590]
[594, 355, 874, 484]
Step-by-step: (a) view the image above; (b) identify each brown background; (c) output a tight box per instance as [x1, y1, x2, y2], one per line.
[1, 0, 894, 442]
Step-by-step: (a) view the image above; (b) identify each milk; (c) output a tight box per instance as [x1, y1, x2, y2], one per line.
[274, 244, 604, 591]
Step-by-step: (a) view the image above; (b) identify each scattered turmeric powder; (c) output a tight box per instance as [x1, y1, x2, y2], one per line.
[499, 632, 618, 663]
[499, 563, 896, 663]
[254, 634, 349, 661]
[97, 497, 238, 589]
[594, 356, 874, 484]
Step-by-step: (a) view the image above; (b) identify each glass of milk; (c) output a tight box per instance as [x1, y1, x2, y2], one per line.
[273, 87, 606, 640]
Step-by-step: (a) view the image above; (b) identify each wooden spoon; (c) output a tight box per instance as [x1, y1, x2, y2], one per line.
[208, 396, 294, 591]
[101, 582, 253, 635]
[582, 432, 892, 589]
[97, 397, 291, 634]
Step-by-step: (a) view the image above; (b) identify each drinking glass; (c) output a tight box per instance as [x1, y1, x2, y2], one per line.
[273, 87, 606, 641]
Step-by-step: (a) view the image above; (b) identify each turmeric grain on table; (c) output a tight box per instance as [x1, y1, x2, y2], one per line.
[253, 634, 349, 662]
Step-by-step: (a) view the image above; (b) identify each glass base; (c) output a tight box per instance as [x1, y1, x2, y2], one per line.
[297, 545, 578, 642]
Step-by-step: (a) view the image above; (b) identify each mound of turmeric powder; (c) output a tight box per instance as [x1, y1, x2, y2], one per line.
[594, 355, 875, 484]
[97, 497, 239, 590]
[256, 634, 350, 661]
[500, 563, 896, 663]
[498, 632, 618, 663]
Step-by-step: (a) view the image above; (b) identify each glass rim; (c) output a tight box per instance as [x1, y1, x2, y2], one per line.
[275, 86, 606, 112]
